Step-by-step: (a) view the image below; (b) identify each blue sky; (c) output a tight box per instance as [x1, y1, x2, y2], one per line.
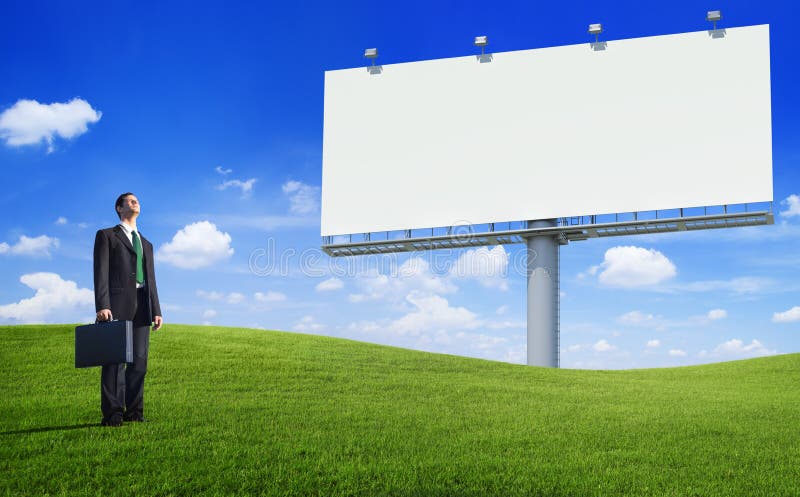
[1, 0, 798, 368]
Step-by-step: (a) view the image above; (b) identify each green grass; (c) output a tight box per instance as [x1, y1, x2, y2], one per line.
[1, 324, 798, 496]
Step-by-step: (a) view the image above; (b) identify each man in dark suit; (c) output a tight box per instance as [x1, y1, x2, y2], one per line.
[93, 192, 163, 427]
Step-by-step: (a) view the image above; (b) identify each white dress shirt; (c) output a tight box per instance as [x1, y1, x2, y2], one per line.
[119, 221, 145, 288]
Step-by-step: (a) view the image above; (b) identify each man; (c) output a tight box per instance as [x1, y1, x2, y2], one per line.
[93, 192, 163, 427]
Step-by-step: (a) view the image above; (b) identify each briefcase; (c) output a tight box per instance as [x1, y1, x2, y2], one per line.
[75, 320, 134, 368]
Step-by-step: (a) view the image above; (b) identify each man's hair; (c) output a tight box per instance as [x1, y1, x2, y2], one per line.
[115, 192, 135, 219]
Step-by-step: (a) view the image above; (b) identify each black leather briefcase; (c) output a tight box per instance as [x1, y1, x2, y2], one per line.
[74, 320, 134, 368]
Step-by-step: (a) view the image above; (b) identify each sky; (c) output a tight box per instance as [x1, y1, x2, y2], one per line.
[1, 0, 798, 369]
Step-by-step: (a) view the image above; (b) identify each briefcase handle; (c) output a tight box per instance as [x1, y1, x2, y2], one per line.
[95, 312, 116, 324]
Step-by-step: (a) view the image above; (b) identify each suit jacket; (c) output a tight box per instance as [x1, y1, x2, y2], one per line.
[93, 225, 162, 324]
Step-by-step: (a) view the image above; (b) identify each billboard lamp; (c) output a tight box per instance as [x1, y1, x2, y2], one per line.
[588, 23, 603, 44]
[474, 36, 488, 56]
[707, 10, 721, 31]
[364, 48, 378, 66]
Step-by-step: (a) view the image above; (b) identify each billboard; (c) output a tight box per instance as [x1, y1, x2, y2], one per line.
[321, 25, 772, 237]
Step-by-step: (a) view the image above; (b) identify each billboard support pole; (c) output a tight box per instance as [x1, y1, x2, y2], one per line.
[526, 219, 560, 367]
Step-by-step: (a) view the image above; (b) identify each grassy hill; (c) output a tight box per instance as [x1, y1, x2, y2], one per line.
[1, 324, 798, 496]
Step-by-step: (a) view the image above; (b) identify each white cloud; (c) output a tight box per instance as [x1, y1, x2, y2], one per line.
[0, 98, 101, 152]
[196, 290, 224, 301]
[486, 320, 525, 330]
[226, 292, 245, 304]
[216, 178, 257, 197]
[616, 308, 728, 333]
[593, 246, 677, 288]
[780, 194, 800, 217]
[566, 344, 584, 352]
[712, 339, 776, 357]
[668, 349, 687, 357]
[316, 277, 344, 292]
[592, 339, 616, 352]
[282, 180, 320, 215]
[341, 291, 527, 363]
[496, 305, 509, 315]
[202, 309, 217, 319]
[618, 310, 656, 326]
[201, 214, 318, 231]
[157, 221, 233, 269]
[619, 308, 726, 332]
[387, 291, 480, 336]
[55, 217, 68, 225]
[0, 235, 59, 257]
[344, 297, 519, 362]
[254, 291, 286, 303]
[678, 277, 773, 295]
[345, 320, 383, 333]
[215, 166, 232, 175]
[772, 306, 800, 323]
[293, 315, 325, 332]
[581, 265, 600, 277]
[195, 290, 246, 304]
[0, 272, 93, 323]
[448, 246, 509, 290]
[503, 348, 526, 364]
[348, 257, 456, 304]
[646, 339, 661, 348]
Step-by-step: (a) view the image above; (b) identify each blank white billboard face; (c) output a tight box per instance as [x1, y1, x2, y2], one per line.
[321, 25, 772, 236]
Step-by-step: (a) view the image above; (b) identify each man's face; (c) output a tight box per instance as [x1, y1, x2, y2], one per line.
[118, 195, 140, 219]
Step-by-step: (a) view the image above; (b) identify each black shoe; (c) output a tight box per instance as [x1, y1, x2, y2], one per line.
[123, 413, 146, 422]
[101, 415, 123, 427]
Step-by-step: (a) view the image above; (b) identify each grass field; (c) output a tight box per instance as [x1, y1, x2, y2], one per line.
[1, 324, 798, 496]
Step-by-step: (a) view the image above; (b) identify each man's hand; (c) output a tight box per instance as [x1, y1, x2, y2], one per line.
[96, 309, 112, 321]
[153, 316, 163, 331]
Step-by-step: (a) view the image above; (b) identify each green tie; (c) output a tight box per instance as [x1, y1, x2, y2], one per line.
[132, 230, 144, 284]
